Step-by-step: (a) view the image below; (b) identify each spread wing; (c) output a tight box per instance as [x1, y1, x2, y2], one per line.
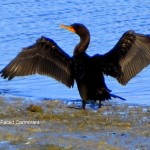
[97, 30, 150, 85]
[0, 36, 74, 88]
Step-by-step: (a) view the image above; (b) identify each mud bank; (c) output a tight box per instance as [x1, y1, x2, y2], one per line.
[0, 96, 149, 150]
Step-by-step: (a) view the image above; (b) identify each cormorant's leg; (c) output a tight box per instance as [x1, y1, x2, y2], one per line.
[98, 100, 102, 108]
[82, 100, 86, 109]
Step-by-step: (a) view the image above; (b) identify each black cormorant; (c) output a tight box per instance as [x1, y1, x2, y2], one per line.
[1, 23, 150, 109]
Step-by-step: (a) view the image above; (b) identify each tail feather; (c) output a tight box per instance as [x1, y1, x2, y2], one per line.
[110, 93, 126, 101]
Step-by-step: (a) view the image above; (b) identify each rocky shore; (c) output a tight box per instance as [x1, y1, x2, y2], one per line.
[0, 96, 149, 150]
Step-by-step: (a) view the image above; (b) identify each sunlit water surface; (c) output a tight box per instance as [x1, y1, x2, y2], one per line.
[0, 0, 150, 105]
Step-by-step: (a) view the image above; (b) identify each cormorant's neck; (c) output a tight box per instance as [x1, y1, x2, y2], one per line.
[73, 32, 90, 56]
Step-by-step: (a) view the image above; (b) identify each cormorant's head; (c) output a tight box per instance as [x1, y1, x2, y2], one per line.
[61, 23, 90, 55]
[61, 23, 90, 38]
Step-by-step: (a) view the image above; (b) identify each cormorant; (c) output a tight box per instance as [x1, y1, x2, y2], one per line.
[1, 23, 150, 109]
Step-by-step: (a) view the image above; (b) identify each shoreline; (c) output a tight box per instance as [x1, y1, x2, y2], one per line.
[0, 96, 149, 149]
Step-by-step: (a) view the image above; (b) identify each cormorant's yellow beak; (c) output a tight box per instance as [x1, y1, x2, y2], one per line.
[60, 24, 75, 33]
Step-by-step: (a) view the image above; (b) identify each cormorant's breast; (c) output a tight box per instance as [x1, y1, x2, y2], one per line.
[73, 53, 107, 100]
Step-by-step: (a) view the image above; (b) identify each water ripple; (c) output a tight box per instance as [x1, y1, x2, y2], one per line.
[0, 0, 150, 105]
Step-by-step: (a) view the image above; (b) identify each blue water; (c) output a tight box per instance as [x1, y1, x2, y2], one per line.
[0, 0, 150, 105]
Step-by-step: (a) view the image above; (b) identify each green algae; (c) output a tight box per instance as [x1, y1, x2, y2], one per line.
[27, 104, 44, 113]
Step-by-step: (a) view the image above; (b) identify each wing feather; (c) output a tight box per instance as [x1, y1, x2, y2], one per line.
[0, 37, 74, 88]
[101, 31, 150, 85]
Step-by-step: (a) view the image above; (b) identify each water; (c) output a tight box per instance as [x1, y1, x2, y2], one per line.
[0, 0, 150, 105]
